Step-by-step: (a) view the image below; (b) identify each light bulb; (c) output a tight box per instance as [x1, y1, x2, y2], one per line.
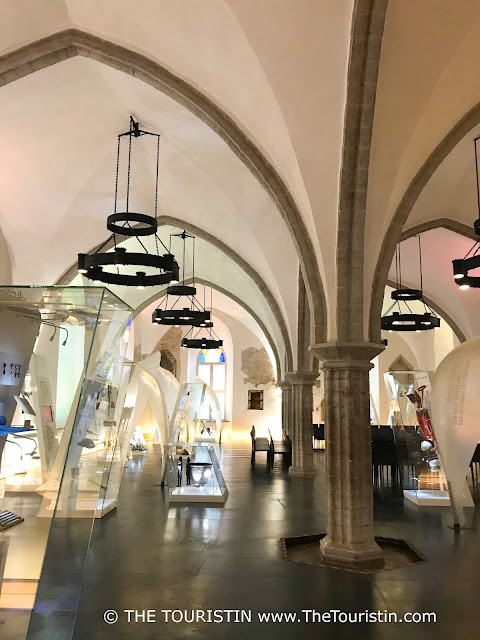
[453, 273, 464, 280]
[78, 268, 88, 274]
[460, 284, 470, 290]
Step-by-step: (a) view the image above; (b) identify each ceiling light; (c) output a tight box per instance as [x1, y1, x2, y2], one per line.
[452, 136, 480, 289]
[152, 232, 212, 329]
[77, 117, 179, 288]
[382, 236, 440, 332]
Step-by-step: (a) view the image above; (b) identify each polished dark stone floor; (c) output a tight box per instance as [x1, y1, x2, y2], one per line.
[71, 442, 480, 640]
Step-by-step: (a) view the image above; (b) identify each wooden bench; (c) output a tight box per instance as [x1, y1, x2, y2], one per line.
[250, 426, 273, 466]
[271, 430, 292, 466]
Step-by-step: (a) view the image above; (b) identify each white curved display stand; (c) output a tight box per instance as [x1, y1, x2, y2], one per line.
[431, 336, 479, 527]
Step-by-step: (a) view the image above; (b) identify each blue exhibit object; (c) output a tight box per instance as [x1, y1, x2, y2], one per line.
[0, 415, 33, 436]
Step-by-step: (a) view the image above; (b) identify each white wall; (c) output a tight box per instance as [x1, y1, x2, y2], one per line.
[213, 310, 280, 439]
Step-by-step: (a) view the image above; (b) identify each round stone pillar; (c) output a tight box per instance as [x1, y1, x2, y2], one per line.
[277, 380, 293, 437]
[311, 342, 384, 570]
[285, 371, 318, 477]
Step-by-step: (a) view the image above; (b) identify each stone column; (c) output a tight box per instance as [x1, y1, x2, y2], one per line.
[311, 342, 384, 570]
[277, 380, 293, 437]
[286, 371, 318, 477]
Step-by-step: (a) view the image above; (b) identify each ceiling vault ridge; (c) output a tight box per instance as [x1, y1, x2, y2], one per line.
[0, 27, 327, 346]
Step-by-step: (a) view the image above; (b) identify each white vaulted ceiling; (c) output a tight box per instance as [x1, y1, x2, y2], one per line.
[0, 0, 356, 338]
[386, 229, 480, 342]
[0, 56, 298, 360]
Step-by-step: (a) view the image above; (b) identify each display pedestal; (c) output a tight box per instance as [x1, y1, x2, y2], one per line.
[131, 450, 147, 457]
[168, 486, 228, 504]
[403, 489, 450, 506]
[37, 496, 118, 519]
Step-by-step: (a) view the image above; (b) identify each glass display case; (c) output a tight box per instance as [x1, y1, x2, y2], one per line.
[164, 442, 227, 503]
[0, 286, 132, 640]
[385, 369, 449, 505]
[169, 382, 223, 443]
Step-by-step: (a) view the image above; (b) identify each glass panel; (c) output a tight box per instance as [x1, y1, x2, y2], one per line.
[0, 286, 132, 640]
[212, 364, 225, 391]
[163, 442, 228, 503]
[215, 392, 225, 419]
[197, 364, 210, 386]
[198, 351, 206, 363]
[169, 383, 206, 443]
[385, 370, 447, 502]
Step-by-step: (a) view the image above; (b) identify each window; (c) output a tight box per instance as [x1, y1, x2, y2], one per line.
[248, 390, 263, 410]
[197, 348, 226, 419]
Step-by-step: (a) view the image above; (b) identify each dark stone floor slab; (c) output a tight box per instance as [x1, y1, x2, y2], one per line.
[65, 443, 480, 640]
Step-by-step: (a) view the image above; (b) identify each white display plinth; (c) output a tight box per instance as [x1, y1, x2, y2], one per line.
[37, 497, 118, 519]
[168, 486, 228, 504]
[403, 489, 450, 506]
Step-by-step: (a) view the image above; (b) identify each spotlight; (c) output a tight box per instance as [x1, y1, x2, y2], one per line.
[136, 272, 146, 290]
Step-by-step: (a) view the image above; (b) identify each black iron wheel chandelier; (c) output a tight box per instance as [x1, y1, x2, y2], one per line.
[181, 287, 223, 349]
[78, 117, 179, 289]
[452, 136, 480, 290]
[381, 236, 440, 333]
[152, 231, 211, 327]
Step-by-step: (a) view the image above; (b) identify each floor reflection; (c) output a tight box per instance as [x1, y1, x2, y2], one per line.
[69, 441, 480, 640]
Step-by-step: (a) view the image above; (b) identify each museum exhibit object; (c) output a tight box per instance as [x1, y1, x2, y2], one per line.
[431, 335, 480, 528]
[384, 369, 448, 506]
[164, 442, 227, 503]
[0, 286, 132, 640]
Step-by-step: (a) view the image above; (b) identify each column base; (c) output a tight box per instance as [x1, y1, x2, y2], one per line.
[289, 466, 317, 477]
[319, 536, 384, 571]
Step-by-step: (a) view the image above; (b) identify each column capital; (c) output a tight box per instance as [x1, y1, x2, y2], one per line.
[276, 380, 292, 390]
[309, 341, 384, 370]
[285, 371, 319, 385]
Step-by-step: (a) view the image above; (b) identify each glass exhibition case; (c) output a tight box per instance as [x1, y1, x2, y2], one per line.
[164, 381, 227, 503]
[169, 382, 223, 444]
[0, 286, 132, 640]
[385, 369, 448, 505]
[164, 442, 227, 503]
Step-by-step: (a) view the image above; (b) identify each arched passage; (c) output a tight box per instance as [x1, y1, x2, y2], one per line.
[0, 28, 327, 345]
[369, 101, 480, 342]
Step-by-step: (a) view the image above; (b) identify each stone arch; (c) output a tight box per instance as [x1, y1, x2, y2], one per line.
[134, 276, 283, 381]
[335, 0, 388, 342]
[0, 28, 326, 345]
[369, 101, 480, 343]
[55, 215, 292, 374]
[385, 276, 466, 344]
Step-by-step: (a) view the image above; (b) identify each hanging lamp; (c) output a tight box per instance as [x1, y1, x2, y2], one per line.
[77, 117, 179, 288]
[381, 236, 440, 332]
[152, 231, 211, 327]
[181, 287, 222, 349]
[452, 136, 480, 290]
